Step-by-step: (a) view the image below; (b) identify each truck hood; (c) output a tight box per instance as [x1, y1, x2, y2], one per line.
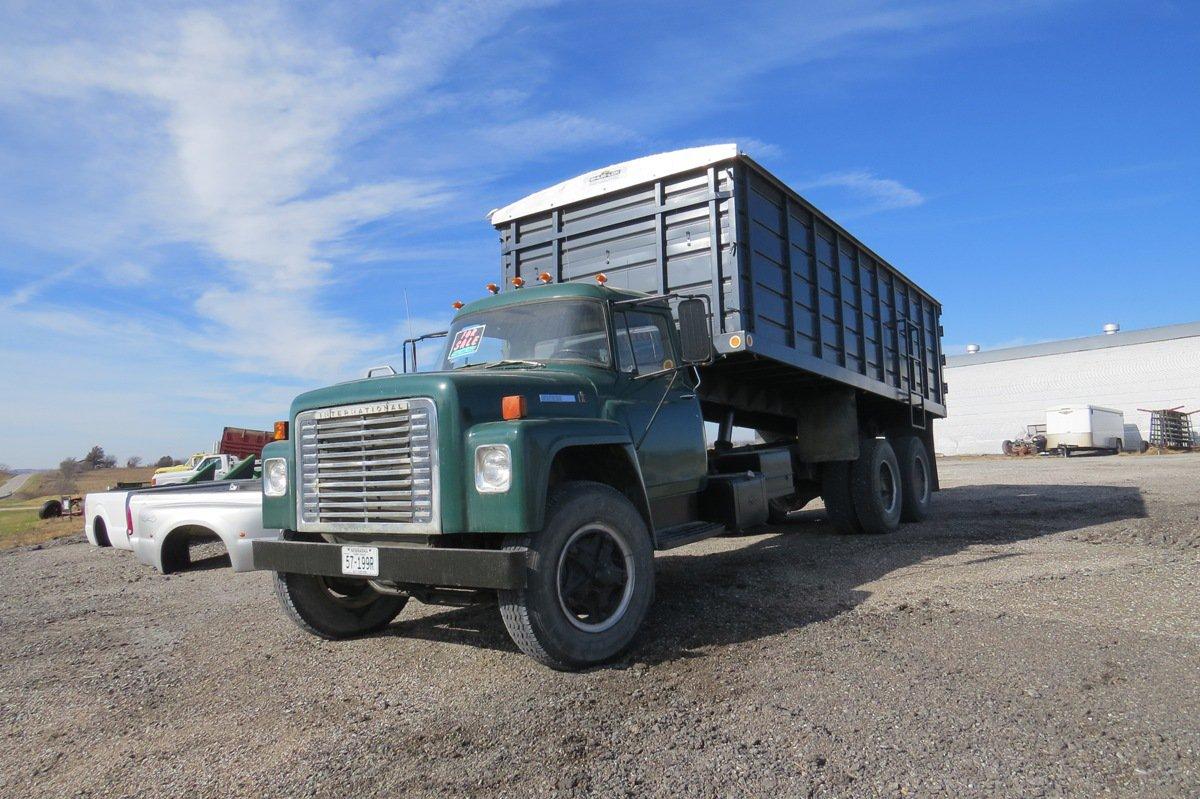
[290, 368, 606, 424]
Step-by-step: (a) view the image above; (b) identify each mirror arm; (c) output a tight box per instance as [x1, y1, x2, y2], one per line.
[401, 330, 448, 373]
[635, 369, 680, 451]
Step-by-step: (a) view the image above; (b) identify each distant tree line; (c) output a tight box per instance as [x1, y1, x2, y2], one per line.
[45, 448, 182, 494]
[67, 447, 182, 471]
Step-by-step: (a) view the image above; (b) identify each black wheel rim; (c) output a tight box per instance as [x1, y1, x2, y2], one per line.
[879, 459, 899, 515]
[317, 576, 377, 609]
[556, 523, 634, 633]
[913, 454, 930, 503]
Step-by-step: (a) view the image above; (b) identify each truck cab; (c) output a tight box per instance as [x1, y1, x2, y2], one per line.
[151, 454, 239, 486]
[253, 145, 944, 670]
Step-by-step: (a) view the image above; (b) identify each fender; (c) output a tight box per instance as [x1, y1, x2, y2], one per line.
[259, 440, 294, 532]
[86, 502, 115, 547]
[131, 491, 269, 573]
[464, 418, 645, 533]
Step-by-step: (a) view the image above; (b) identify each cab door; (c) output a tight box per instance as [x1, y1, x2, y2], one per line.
[610, 307, 707, 500]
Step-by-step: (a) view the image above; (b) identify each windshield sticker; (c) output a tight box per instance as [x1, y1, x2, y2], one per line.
[448, 324, 486, 360]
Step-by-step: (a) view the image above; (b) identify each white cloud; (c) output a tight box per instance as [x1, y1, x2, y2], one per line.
[0, 261, 90, 311]
[737, 138, 783, 161]
[479, 112, 638, 159]
[799, 170, 926, 214]
[102, 261, 152, 286]
[0, 1, 542, 380]
[0, 0, 1070, 466]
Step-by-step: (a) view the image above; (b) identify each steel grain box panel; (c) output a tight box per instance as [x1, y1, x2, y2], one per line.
[494, 151, 944, 418]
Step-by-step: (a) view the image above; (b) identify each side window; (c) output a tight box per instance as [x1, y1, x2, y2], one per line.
[615, 310, 676, 375]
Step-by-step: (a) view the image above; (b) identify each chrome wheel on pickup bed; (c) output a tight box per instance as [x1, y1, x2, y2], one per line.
[499, 481, 654, 671]
[274, 571, 407, 640]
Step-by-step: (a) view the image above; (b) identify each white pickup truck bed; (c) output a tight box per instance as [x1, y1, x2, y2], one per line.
[85, 480, 277, 572]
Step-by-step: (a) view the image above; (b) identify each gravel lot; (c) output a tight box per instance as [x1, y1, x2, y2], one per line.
[1, 455, 1197, 798]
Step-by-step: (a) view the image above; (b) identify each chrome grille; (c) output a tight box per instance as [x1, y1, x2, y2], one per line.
[295, 398, 438, 533]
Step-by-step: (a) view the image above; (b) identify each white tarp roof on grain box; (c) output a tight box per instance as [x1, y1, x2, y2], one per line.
[488, 143, 741, 225]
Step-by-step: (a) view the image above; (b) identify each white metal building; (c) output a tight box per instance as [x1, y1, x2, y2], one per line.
[934, 321, 1200, 455]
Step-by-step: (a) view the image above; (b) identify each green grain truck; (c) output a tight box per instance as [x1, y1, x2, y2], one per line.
[252, 145, 946, 670]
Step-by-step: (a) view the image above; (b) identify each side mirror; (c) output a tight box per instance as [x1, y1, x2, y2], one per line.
[677, 298, 711, 364]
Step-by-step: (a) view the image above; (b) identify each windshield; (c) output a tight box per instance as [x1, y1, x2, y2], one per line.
[440, 299, 611, 370]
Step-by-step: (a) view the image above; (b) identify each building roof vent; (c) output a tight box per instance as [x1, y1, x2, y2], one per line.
[966, 344, 981, 354]
[1103, 322, 1120, 335]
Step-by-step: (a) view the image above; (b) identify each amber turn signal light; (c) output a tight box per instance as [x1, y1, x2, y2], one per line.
[501, 395, 526, 420]
[273, 420, 289, 441]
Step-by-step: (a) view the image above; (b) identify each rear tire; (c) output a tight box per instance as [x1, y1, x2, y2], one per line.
[848, 438, 902, 535]
[274, 572, 406, 640]
[820, 461, 862, 534]
[499, 481, 654, 671]
[893, 435, 933, 523]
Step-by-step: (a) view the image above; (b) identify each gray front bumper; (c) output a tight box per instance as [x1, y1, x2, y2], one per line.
[252, 539, 527, 590]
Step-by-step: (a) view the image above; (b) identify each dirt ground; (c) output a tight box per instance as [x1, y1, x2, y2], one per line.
[1, 455, 1197, 798]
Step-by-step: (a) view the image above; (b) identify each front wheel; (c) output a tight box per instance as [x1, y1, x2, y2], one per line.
[499, 481, 654, 671]
[274, 572, 407, 640]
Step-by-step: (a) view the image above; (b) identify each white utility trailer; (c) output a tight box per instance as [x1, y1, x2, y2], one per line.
[1045, 404, 1125, 455]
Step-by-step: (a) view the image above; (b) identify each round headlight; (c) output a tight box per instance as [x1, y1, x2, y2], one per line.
[263, 458, 288, 497]
[475, 445, 511, 493]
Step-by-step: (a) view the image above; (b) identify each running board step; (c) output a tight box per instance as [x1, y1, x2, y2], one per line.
[654, 521, 725, 551]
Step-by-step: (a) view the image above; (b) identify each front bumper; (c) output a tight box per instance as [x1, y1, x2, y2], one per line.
[251, 539, 527, 590]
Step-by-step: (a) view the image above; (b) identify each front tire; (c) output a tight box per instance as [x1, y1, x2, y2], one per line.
[274, 572, 406, 640]
[499, 481, 654, 671]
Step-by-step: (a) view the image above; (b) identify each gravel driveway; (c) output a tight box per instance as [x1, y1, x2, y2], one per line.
[1, 455, 1197, 798]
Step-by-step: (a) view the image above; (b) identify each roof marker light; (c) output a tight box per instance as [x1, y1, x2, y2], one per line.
[538, 271, 553, 284]
[486, 282, 499, 294]
[596, 273, 608, 285]
[452, 300, 464, 310]
[512, 276, 525, 288]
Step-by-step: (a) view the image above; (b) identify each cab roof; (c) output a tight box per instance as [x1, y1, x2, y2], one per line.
[453, 281, 651, 316]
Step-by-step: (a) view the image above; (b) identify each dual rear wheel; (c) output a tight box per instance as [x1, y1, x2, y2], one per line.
[821, 435, 931, 534]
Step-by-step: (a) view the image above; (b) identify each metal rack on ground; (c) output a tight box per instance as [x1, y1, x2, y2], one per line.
[1140, 407, 1197, 450]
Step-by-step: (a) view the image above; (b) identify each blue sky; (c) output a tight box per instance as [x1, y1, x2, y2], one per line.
[1, 0, 1197, 467]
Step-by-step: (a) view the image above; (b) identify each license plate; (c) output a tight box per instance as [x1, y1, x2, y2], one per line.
[341, 546, 379, 577]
